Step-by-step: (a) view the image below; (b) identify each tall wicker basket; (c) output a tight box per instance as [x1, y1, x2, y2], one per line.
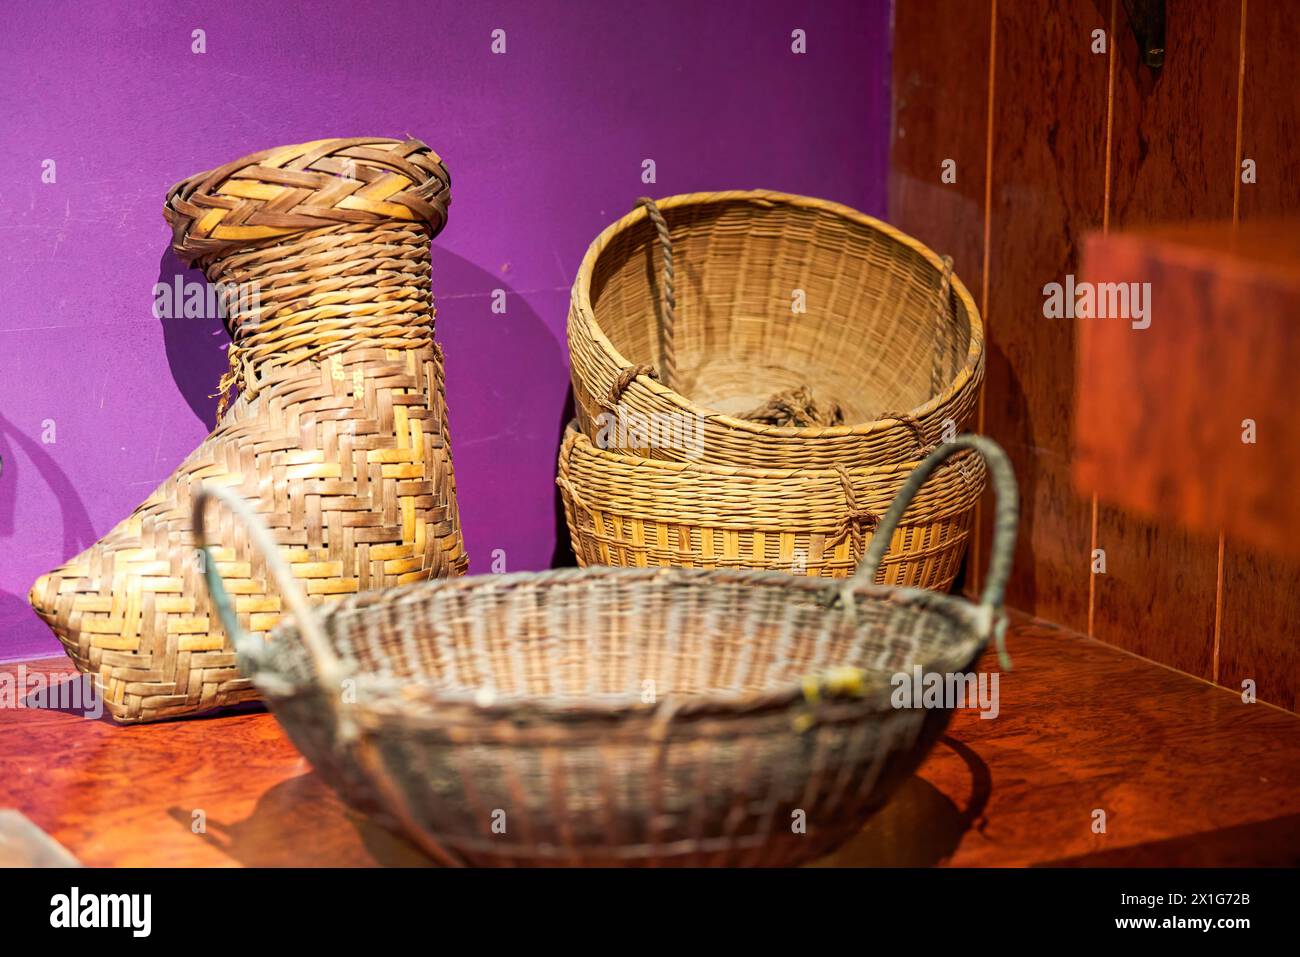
[568, 191, 983, 467]
[29, 137, 468, 723]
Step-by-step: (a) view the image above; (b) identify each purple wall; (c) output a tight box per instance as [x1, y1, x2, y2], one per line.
[0, 0, 890, 660]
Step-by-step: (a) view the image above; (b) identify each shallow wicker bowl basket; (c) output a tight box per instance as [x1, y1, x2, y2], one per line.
[568, 190, 984, 468]
[195, 437, 1017, 868]
[558, 424, 985, 589]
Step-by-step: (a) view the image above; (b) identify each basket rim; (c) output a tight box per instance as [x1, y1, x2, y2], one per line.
[256, 564, 989, 721]
[165, 135, 441, 203]
[570, 188, 985, 439]
[163, 135, 451, 262]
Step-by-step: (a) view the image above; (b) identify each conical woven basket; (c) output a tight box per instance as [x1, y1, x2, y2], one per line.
[558, 424, 984, 588]
[568, 191, 983, 467]
[29, 137, 467, 722]
[195, 436, 1018, 867]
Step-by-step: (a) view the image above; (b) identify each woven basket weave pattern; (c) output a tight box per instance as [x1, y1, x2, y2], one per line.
[28, 137, 467, 723]
[194, 435, 1018, 867]
[164, 136, 451, 259]
[203, 222, 438, 402]
[247, 566, 972, 866]
[568, 191, 984, 467]
[558, 426, 982, 587]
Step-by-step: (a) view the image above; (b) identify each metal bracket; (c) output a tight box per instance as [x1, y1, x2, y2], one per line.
[1122, 0, 1166, 70]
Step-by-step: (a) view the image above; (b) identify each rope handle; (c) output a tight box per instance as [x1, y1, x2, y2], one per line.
[928, 254, 956, 397]
[877, 408, 934, 458]
[555, 474, 592, 518]
[827, 464, 878, 556]
[933, 254, 954, 321]
[605, 363, 658, 408]
[191, 483, 348, 693]
[841, 435, 1019, 663]
[635, 197, 677, 388]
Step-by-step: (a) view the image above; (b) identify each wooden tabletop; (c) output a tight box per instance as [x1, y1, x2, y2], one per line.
[3, 615, 1299, 867]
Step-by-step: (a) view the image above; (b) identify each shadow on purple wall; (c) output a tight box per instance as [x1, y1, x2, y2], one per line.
[0, 413, 96, 557]
[430, 247, 570, 574]
[1, 245, 571, 661]
[0, 416, 97, 660]
[156, 239, 572, 577]
[159, 250, 227, 428]
[550, 388, 578, 569]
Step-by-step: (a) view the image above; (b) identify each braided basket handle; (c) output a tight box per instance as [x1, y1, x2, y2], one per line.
[847, 436, 1019, 658]
[192, 483, 347, 692]
[635, 197, 677, 388]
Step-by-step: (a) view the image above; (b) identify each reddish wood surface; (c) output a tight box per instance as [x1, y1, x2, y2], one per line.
[976, 0, 1110, 632]
[1219, 543, 1300, 713]
[888, 0, 993, 601]
[1076, 221, 1300, 700]
[1086, 1, 1239, 679]
[1217, 1, 1300, 715]
[891, 0, 1300, 713]
[1107, 1, 1240, 227]
[888, 0, 989, 307]
[1076, 222, 1300, 558]
[1239, 0, 1300, 222]
[4, 615, 1300, 867]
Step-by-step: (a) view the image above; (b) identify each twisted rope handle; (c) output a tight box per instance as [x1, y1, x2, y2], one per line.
[555, 474, 593, 518]
[933, 254, 954, 320]
[930, 254, 955, 394]
[876, 408, 935, 458]
[605, 363, 659, 408]
[191, 483, 348, 696]
[826, 464, 879, 557]
[636, 197, 677, 388]
[841, 435, 1019, 666]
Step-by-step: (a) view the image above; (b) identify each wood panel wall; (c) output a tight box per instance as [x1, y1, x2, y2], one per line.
[890, 0, 1300, 710]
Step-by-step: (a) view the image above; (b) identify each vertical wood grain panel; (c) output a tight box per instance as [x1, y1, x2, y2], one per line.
[1087, 0, 1240, 677]
[889, 2, 1297, 709]
[1220, 546, 1300, 711]
[888, 0, 991, 306]
[1218, 0, 1300, 710]
[888, 0, 991, 600]
[980, 0, 1110, 630]
[1236, 0, 1300, 220]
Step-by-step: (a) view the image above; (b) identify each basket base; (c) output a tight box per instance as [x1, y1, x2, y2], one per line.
[384, 820, 874, 868]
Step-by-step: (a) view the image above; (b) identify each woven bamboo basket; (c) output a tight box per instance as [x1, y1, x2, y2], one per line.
[195, 436, 1018, 867]
[558, 424, 983, 588]
[568, 191, 984, 468]
[28, 137, 467, 723]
